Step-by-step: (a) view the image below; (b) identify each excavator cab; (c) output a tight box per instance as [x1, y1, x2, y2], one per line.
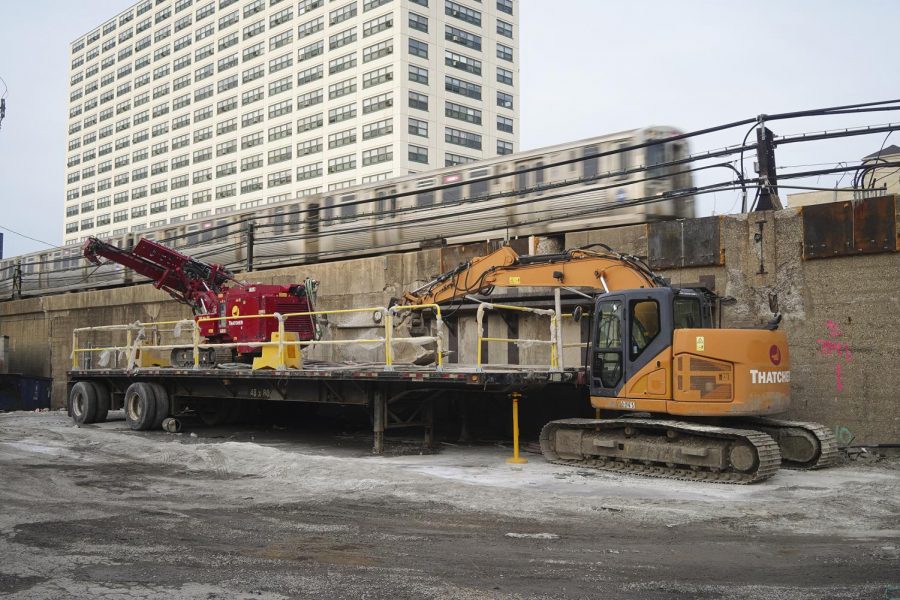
[589, 288, 713, 400]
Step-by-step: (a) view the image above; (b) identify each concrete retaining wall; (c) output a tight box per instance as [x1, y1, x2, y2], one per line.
[1, 205, 897, 444]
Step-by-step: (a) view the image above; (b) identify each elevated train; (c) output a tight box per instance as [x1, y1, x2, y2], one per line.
[0, 126, 695, 299]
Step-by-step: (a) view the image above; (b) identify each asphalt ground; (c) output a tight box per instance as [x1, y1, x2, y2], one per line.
[1, 411, 898, 599]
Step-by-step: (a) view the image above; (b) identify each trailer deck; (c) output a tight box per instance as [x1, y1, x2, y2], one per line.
[68, 364, 584, 452]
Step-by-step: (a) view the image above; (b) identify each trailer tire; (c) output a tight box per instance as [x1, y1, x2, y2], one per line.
[94, 383, 111, 423]
[69, 381, 100, 425]
[149, 383, 170, 430]
[124, 383, 158, 431]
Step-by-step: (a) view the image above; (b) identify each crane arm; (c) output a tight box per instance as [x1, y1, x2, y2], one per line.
[403, 245, 664, 306]
[82, 237, 230, 314]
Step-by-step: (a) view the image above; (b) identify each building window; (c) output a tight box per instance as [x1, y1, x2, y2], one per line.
[297, 112, 323, 132]
[297, 162, 322, 181]
[446, 127, 482, 150]
[445, 75, 481, 100]
[409, 12, 428, 33]
[497, 19, 513, 39]
[269, 52, 293, 73]
[497, 66, 513, 86]
[243, 41, 264, 61]
[268, 145, 292, 164]
[362, 118, 392, 140]
[446, 101, 481, 125]
[268, 169, 292, 187]
[409, 91, 428, 111]
[445, 25, 481, 50]
[362, 92, 392, 114]
[269, 99, 292, 118]
[363, 13, 392, 37]
[242, 108, 264, 127]
[408, 38, 428, 59]
[298, 64, 324, 86]
[497, 115, 514, 134]
[329, 3, 356, 26]
[497, 91, 514, 109]
[409, 145, 428, 164]
[409, 64, 428, 85]
[297, 137, 323, 156]
[298, 40, 324, 62]
[445, 1, 480, 26]
[328, 54, 356, 75]
[497, 43, 513, 62]
[362, 66, 392, 89]
[297, 89, 323, 109]
[408, 117, 428, 138]
[241, 176, 263, 193]
[241, 154, 263, 171]
[363, 145, 392, 166]
[497, 140, 513, 155]
[445, 50, 481, 75]
[328, 128, 356, 149]
[297, 15, 324, 38]
[363, 40, 392, 63]
[328, 103, 356, 124]
[329, 28, 356, 51]
[328, 77, 357, 100]
[327, 154, 356, 174]
[268, 122, 292, 141]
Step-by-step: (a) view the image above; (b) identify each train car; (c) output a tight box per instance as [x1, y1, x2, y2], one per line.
[2, 126, 694, 299]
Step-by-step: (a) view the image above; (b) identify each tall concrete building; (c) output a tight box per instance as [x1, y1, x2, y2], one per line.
[64, 0, 519, 245]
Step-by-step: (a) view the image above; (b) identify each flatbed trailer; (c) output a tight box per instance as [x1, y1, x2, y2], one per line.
[67, 364, 583, 453]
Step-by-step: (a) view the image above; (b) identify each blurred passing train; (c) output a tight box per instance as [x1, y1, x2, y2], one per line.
[0, 126, 695, 299]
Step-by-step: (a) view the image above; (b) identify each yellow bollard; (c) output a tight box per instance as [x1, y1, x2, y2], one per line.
[506, 392, 528, 464]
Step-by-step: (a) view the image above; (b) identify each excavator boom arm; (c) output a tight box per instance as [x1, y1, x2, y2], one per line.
[404, 246, 662, 305]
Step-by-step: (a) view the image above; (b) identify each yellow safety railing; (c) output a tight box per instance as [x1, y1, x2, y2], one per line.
[71, 305, 448, 372]
[474, 301, 560, 372]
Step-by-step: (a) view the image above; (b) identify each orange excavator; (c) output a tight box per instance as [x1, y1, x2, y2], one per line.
[403, 245, 837, 483]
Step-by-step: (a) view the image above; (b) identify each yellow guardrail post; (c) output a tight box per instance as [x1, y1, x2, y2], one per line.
[475, 303, 486, 372]
[71, 331, 78, 370]
[506, 391, 527, 464]
[276, 313, 286, 370]
[192, 320, 200, 369]
[383, 308, 394, 371]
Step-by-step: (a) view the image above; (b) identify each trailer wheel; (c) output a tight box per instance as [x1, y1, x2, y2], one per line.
[94, 383, 111, 423]
[124, 383, 158, 431]
[149, 383, 170, 430]
[69, 381, 100, 425]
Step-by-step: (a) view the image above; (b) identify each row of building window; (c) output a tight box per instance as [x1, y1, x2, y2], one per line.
[66, 114, 514, 196]
[68, 79, 515, 165]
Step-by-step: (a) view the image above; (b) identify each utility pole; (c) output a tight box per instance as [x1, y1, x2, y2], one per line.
[245, 220, 255, 273]
[754, 117, 782, 211]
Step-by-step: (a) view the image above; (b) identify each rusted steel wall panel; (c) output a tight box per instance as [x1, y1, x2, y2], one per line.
[648, 217, 722, 269]
[802, 195, 896, 259]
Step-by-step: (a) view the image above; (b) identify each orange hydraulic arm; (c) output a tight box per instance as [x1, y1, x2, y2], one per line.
[403, 245, 664, 305]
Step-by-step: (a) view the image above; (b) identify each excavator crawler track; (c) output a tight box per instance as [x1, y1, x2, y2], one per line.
[540, 418, 782, 484]
[742, 417, 840, 470]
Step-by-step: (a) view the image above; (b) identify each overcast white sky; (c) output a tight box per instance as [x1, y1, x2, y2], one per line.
[1, 0, 898, 257]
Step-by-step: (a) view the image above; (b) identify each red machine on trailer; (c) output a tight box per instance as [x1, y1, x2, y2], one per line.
[82, 237, 318, 365]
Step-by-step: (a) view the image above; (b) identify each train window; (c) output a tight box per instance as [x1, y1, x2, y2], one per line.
[535, 160, 544, 197]
[515, 161, 529, 193]
[375, 186, 396, 217]
[201, 220, 215, 243]
[339, 195, 356, 222]
[442, 173, 462, 204]
[583, 145, 600, 185]
[322, 196, 334, 222]
[288, 203, 301, 232]
[615, 141, 629, 179]
[468, 168, 489, 199]
[416, 191, 434, 207]
[646, 140, 665, 178]
[272, 206, 285, 236]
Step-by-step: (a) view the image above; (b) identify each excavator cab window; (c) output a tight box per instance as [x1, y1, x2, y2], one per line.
[593, 299, 623, 388]
[630, 299, 660, 360]
[673, 296, 703, 329]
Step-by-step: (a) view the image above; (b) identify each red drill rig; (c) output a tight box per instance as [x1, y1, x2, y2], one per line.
[82, 237, 318, 366]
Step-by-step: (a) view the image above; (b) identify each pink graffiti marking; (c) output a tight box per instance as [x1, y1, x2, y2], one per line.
[818, 320, 852, 392]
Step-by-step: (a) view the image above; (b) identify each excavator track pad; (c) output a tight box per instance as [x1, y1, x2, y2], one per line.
[741, 417, 840, 470]
[540, 418, 782, 484]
